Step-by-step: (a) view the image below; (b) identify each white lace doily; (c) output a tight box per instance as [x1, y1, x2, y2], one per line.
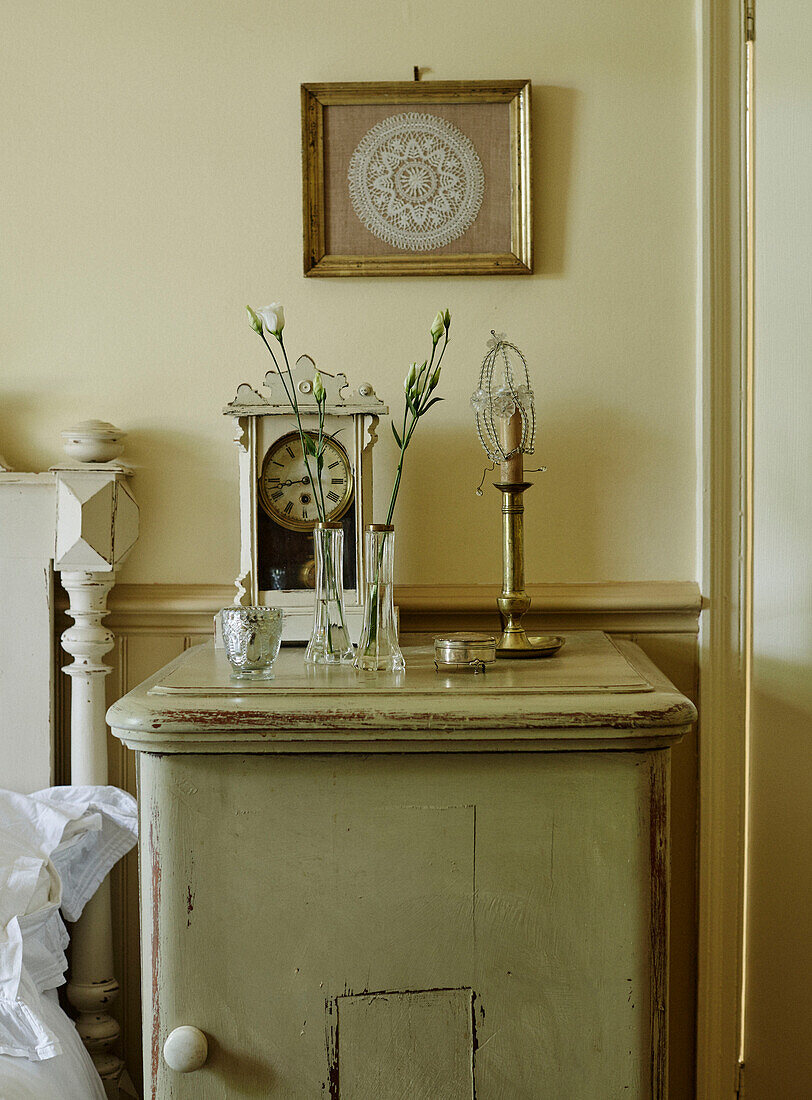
[347, 112, 485, 252]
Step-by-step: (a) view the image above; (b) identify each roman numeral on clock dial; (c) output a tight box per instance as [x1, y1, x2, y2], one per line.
[258, 430, 353, 531]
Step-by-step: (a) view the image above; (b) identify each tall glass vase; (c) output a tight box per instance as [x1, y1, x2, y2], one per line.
[305, 523, 354, 665]
[355, 525, 405, 672]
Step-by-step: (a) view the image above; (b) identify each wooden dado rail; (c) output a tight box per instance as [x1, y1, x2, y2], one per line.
[94, 579, 703, 635]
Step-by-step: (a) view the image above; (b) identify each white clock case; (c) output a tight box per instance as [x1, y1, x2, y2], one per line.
[225, 356, 387, 642]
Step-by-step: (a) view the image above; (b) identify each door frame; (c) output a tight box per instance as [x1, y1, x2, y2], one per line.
[696, 0, 750, 1095]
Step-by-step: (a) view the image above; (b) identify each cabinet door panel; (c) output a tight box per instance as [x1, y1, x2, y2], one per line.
[140, 751, 660, 1099]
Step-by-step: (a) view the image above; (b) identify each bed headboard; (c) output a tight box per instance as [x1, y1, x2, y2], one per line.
[0, 466, 59, 790]
[1, 424, 138, 789]
[0, 422, 139, 1095]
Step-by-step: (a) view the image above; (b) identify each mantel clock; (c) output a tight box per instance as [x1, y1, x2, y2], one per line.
[224, 356, 387, 641]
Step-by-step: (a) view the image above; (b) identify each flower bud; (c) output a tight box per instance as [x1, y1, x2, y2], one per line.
[257, 302, 285, 337]
[430, 311, 444, 343]
[313, 371, 326, 403]
[416, 360, 429, 395]
[428, 366, 441, 392]
[404, 363, 417, 392]
[443, 308, 451, 330]
[246, 305, 262, 333]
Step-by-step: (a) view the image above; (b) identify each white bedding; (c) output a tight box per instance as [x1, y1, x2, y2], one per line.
[0, 786, 137, 1098]
[0, 988, 106, 1099]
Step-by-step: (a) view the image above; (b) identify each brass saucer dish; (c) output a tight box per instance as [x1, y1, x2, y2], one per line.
[496, 634, 565, 660]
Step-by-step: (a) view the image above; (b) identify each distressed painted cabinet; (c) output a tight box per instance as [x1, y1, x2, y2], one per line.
[107, 632, 694, 1099]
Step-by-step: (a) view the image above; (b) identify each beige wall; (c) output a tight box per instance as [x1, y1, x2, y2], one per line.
[2, 0, 697, 587]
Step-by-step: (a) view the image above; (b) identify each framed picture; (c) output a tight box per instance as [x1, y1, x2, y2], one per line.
[301, 80, 532, 277]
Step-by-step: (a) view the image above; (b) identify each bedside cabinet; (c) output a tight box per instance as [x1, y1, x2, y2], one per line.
[108, 632, 694, 1099]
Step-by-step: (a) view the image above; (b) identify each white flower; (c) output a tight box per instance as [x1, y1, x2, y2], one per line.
[257, 303, 285, 336]
[313, 371, 326, 403]
[404, 363, 417, 392]
[430, 312, 445, 342]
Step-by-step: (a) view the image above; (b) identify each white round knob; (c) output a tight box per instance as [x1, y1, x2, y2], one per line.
[163, 1026, 208, 1073]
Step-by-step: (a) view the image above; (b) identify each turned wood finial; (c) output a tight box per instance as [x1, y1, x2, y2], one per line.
[61, 420, 126, 464]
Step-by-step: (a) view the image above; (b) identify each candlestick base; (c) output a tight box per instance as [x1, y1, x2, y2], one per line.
[496, 629, 564, 659]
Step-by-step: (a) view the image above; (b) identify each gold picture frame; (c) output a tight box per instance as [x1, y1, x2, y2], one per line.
[301, 80, 532, 277]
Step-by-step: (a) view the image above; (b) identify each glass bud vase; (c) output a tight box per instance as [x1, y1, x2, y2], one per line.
[305, 522, 355, 665]
[355, 524, 405, 672]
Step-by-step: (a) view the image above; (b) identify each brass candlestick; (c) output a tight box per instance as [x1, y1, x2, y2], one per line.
[472, 333, 559, 658]
[496, 480, 533, 652]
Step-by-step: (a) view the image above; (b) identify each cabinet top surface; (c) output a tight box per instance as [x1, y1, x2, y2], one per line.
[107, 633, 696, 753]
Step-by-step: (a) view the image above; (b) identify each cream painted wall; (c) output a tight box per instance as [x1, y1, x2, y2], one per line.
[1, 0, 697, 586]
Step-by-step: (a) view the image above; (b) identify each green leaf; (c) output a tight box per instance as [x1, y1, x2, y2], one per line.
[316, 452, 324, 472]
[406, 393, 418, 418]
[420, 396, 444, 415]
[302, 434, 317, 456]
[391, 423, 402, 448]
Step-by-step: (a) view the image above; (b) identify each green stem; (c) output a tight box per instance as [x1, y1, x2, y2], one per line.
[261, 327, 346, 646]
[277, 334, 325, 523]
[385, 447, 406, 528]
[315, 398, 328, 518]
[362, 324, 450, 660]
[319, 530, 350, 648]
[383, 331, 450, 529]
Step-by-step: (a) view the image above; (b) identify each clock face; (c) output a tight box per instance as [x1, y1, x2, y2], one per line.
[258, 430, 354, 531]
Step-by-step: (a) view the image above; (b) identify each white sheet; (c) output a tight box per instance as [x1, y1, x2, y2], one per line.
[0, 989, 106, 1099]
[0, 786, 137, 1063]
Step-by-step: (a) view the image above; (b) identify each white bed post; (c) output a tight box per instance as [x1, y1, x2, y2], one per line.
[52, 423, 139, 1096]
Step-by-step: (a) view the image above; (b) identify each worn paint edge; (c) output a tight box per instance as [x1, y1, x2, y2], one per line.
[650, 752, 670, 1098]
[148, 805, 162, 1098]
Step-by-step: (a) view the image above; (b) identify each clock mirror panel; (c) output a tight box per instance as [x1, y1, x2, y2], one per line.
[257, 500, 357, 593]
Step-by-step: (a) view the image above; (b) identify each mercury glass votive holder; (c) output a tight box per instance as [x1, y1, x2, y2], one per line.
[220, 606, 284, 679]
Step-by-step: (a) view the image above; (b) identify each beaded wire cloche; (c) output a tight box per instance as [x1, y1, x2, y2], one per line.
[471, 331, 536, 464]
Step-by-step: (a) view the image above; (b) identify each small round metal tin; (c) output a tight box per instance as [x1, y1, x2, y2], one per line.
[434, 632, 497, 674]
